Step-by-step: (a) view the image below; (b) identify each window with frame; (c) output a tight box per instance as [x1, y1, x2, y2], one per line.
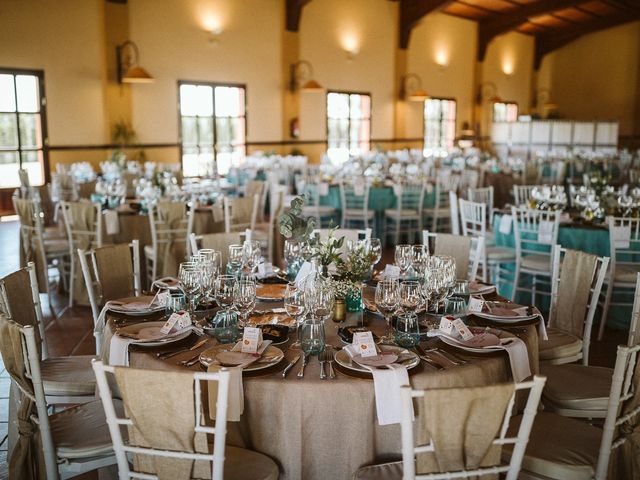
[493, 102, 518, 122]
[0, 69, 47, 188]
[424, 98, 456, 154]
[179, 82, 246, 177]
[326, 91, 371, 165]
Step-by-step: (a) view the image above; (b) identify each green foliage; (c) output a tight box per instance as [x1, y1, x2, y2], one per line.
[278, 195, 316, 243]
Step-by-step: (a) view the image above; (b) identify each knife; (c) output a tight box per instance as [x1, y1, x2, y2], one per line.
[282, 352, 302, 378]
[297, 353, 310, 378]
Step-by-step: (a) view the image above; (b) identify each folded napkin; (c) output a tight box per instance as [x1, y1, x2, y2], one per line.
[493, 337, 532, 382]
[152, 276, 180, 290]
[208, 340, 272, 422]
[344, 344, 413, 426]
[108, 334, 134, 366]
[103, 209, 120, 235]
[484, 303, 548, 341]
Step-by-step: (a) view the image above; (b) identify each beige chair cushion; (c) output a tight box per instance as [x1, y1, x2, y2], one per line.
[613, 265, 640, 284]
[541, 363, 612, 411]
[539, 328, 583, 362]
[52, 399, 121, 459]
[504, 412, 600, 480]
[143, 244, 155, 260]
[41, 355, 97, 396]
[44, 238, 69, 254]
[43, 226, 65, 240]
[486, 246, 516, 261]
[225, 445, 280, 480]
[521, 254, 550, 271]
[353, 460, 403, 480]
[384, 209, 420, 219]
[344, 208, 375, 219]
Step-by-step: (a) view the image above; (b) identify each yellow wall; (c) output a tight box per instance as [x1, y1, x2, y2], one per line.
[127, 0, 283, 144]
[406, 13, 477, 139]
[298, 0, 397, 143]
[538, 21, 640, 137]
[0, 0, 107, 145]
[1, 0, 639, 174]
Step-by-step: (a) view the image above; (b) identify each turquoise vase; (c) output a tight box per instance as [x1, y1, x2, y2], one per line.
[345, 289, 363, 313]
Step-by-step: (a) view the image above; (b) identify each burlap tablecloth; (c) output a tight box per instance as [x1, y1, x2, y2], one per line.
[101, 305, 539, 480]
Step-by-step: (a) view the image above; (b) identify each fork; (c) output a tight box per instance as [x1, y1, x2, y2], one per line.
[323, 347, 336, 379]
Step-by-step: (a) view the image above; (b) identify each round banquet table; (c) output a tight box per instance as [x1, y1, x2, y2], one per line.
[101, 298, 539, 480]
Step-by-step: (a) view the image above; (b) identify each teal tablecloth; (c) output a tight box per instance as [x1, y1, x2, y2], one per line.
[318, 185, 436, 237]
[492, 214, 630, 331]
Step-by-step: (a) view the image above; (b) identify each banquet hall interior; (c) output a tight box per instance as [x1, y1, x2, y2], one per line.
[1, 0, 640, 479]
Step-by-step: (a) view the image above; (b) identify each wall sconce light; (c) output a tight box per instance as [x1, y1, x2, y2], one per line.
[288, 60, 323, 93]
[207, 26, 223, 45]
[116, 41, 154, 84]
[399, 73, 428, 102]
[476, 82, 502, 105]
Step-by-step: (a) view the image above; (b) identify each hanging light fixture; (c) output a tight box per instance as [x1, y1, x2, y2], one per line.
[399, 73, 428, 102]
[288, 60, 323, 93]
[116, 41, 154, 84]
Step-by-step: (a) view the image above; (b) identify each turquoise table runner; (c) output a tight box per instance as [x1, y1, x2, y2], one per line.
[492, 213, 631, 331]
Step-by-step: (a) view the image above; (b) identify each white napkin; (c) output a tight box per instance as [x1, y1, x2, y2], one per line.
[108, 334, 133, 366]
[104, 210, 120, 235]
[492, 337, 532, 382]
[209, 340, 272, 422]
[344, 344, 413, 426]
[294, 261, 314, 286]
[509, 306, 548, 341]
[152, 276, 180, 290]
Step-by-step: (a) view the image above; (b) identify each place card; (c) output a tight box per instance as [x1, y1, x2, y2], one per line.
[452, 318, 474, 341]
[258, 262, 274, 278]
[468, 297, 485, 313]
[439, 315, 455, 335]
[353, 331, 377, 358]
[160, 311, 191, 334]
[241, 326, 262, 354]
[103, 210, 120, 235]
[151, 289, 170, 307]
[538, 220, 555, 244]
[382, 264, 401, 279]
[612, 225, 631, 249]
[499, 214, 513, 234]
[318, 182, 329, 196]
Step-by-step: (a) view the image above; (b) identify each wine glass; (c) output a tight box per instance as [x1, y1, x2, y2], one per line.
[198, 249, 222, 278]
[399, 281, 421, 314]
[368, 238, 382, 266]
[284, 240, 302, 280]
[411, 245, 429, 276]
[215, 274, 236, 311]
[178, 261, 201, 314]
[228, 244, 243, 276]
[394, 245, 413, 277]
[284, 283, 306, 347]
[242, 240, 262, 275]
[375, 279, 400, 344]
[233, 280, 256, 327]
[300, 319, 326, 356]
[304, 279, 334, 323]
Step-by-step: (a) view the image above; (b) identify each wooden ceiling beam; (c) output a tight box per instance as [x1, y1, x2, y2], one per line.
[286, 0, 313, 32]
[399, 0, 454, 49]
[477, 0, 589, 61]
[534, 9, 640, 69]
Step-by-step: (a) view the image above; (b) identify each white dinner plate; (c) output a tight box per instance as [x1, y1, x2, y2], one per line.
[434, 329, 503, 354]
[334, 345, 420, 374]
[108, 296, 166, 316]
[199, 344, 284, 371]
[469, 282, 496, 295]
[115, 321, 193, 347]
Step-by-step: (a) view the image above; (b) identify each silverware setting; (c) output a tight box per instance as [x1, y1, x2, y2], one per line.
[281, 352, 301, 378]
[178, 352, 202, 367]
[297, 353, 310, 378]
[319, 347, 336, 379]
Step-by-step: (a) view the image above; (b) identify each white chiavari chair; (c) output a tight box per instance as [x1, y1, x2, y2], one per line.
[385, 183, 425, 245]
[468, 186, 495, 226]
[190, 232, 243, 269]
[146, 201, 188, 282]
[354, 377, 546, 480]
[598, 216, 640, 341]
[422, 230, 483, 282]
[340, 180, 375, 230]
[513, 184, 541, 207]
[300, 181, 337, 228]
[511, 206, 560, 304]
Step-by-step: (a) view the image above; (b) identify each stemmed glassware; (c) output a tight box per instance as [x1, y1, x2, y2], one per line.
[394, 245, 413, 277]
[227, 244, 243, 277]
[284, 240, 303, 280]
[411, 245, 429, 277]
[399, 281, 421, 314]
[242, 240, 262, 275]
[215, 274, 237, 311]
[284, 283, 306, 347]
[178, 261, 201, 314]
[375, 279, 400, 344]
[233, 280, 256, 327]
[303, 277, 334, 323]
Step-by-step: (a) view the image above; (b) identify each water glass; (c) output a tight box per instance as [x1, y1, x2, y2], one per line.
[395, 313, 420, 348]
[166, 291, 186, 316]
[300, 319, 325, 356]
[233, 280, 256, 327]
[227, 244, 243, 277]
[452, 280, 470, 309]
[284, 283, 306, 341]
[215, 275, 237, 310]
[375, 279, 400, 344]
[444, 296, 467, 317]
[210, 309, 238, 344]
